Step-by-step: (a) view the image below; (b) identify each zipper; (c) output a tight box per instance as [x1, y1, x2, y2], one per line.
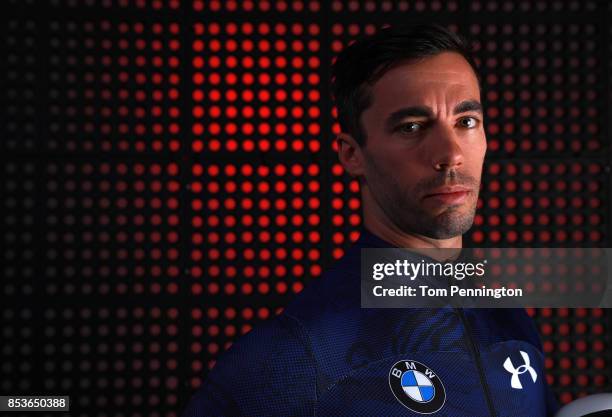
[455, 307, 497, 417]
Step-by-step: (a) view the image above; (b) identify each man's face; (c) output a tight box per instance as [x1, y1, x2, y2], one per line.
[359, 52, 487, 239]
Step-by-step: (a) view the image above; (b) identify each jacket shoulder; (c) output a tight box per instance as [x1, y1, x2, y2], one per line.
[181, 313, 317, 417]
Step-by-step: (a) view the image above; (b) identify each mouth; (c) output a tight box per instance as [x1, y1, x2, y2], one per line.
[422, 186, 472, 205]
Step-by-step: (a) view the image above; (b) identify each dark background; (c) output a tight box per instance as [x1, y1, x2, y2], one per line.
[2, 0, 612, 416]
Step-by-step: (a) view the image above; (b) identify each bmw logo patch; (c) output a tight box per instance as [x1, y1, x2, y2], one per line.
[389, 360, 446, 414]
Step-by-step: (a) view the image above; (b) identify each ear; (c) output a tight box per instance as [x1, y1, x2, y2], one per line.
[336, 132, 365, 177]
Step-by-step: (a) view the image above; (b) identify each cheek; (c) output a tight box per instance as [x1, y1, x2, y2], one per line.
[382, 154, 422, 182]
[467, 137, 487, 169]
[366, 152, 420, 188]
[385, 160, 422, 194]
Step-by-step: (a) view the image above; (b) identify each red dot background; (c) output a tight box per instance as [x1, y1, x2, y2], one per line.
[2, 0, 612, 415]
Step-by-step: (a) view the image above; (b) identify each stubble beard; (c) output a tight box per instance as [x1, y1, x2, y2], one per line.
[391, 186, 477, 239]
[364, 156, 480, 240]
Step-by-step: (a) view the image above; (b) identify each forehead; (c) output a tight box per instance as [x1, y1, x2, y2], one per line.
[368, 52, 480, 110]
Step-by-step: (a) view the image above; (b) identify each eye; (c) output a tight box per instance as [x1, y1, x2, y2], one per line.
[395, 122, 423, 134]
[458, 117, 479, 128]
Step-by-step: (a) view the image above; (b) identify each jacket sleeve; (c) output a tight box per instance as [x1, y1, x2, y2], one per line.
[181, 313, 317, 417]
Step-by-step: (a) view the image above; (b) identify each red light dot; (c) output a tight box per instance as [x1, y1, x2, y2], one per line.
[276, 282, 287, 294]
[292, 282, 304, 293]
[258, 282, 270, 294]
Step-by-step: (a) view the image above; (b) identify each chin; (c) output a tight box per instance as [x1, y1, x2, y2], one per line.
[426, 213, 475, 239]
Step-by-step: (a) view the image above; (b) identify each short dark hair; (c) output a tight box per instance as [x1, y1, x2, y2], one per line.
[331, 23, 480, 146]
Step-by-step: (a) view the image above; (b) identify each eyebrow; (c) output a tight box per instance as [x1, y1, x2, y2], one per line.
[384, 100, 483, 131]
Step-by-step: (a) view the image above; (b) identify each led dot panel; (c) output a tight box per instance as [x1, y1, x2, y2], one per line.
[3, 162, 37, 297]
[329, 162, 363, 259]
[5, 17, 182, 155]
[39, 306, 180, 414]
[6, 0, 36, 5]
[49, 0, 181, 10]
[47, 20, 181, 154]
[42, 161, 181, 296]
[472, 161, 608, 246]
[471, 22, 603, 157]
[4, 20, 38, 151]
[331, 0, 459, 13]
[529, 308, 610, 401]
[192, 21, 323, 154]
[469, 1, 598, 13]
[193, 0, 321, 12]
[3, 163, 37, 401]
[188, 162, 324, 299]
[2, 308, 35, 394]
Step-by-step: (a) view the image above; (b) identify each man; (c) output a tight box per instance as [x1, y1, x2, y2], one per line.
[182, 23, 560, 416]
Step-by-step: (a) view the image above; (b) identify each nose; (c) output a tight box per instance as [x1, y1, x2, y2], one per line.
[430, 125, 464, 172]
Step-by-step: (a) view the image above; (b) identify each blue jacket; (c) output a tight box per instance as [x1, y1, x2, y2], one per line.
[182, 228, 560, 416]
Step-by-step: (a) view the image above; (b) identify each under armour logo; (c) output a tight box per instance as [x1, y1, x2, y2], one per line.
[503, 350, 538, 389]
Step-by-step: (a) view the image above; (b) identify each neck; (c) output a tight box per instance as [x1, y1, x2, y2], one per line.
[362, 192, 463, 262]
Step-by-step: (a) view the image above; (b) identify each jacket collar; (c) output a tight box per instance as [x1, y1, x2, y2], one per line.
[354, 227, 397, 248]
